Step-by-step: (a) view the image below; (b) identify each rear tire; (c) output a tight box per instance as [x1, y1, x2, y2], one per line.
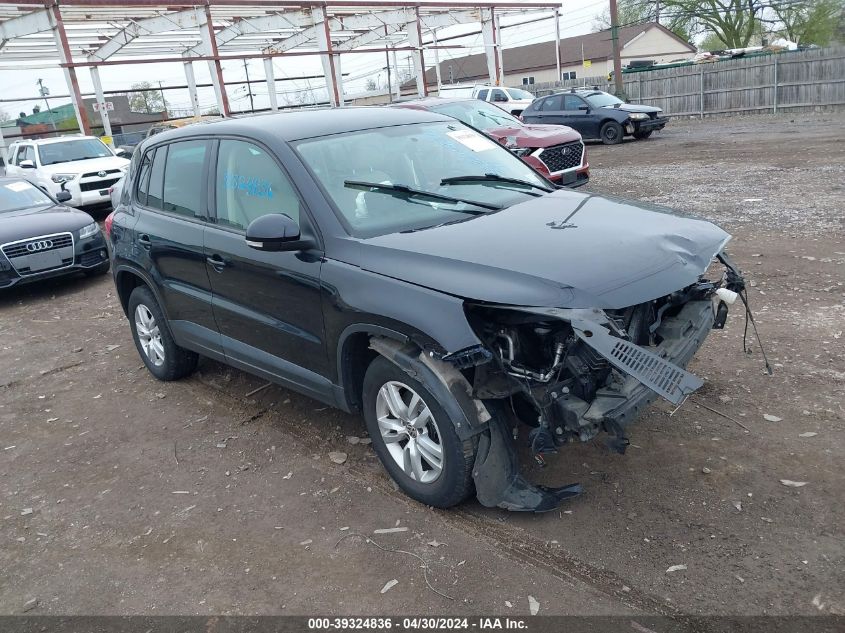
[600, 120, 624, 145]
[128, 285, 198, 381]
[633, 130, 653, 140]
[362, 356, 476, 508]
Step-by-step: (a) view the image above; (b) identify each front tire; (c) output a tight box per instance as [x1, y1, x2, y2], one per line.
[600, 120, 624, 145]
[362, 356, 477, 508]
[128, 286, 198, 381]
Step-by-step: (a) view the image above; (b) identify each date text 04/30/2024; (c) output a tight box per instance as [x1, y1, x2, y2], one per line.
[307, 617, 529, 630]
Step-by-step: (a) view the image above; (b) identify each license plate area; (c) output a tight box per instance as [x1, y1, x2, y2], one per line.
[27, 250, 64, 271]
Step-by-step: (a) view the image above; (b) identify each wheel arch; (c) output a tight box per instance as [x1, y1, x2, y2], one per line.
[114, 264, 167, 320]
[336, 324, 414, 414]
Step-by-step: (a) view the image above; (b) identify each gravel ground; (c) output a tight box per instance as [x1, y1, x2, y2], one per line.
[0, 114, 843, 619]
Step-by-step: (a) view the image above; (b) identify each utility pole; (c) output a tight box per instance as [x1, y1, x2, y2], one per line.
[36, 78, 56, 131]
[243, 59, 255, 112]
[609, 0, 625, 98]
[158, 81, 168, 120]
[384, 26, 393, 103]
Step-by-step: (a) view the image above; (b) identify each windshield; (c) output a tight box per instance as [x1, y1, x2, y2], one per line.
[37, 138, 113, 166]
[506, 88, 535, 100]
[0, 180, 54, 212]
[585, 92, 624, 108]
[428, 100, 521, 131]
[294, 121, 549, 237]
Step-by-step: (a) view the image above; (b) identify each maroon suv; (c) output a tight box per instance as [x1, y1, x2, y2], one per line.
[395, 97, 589, 187]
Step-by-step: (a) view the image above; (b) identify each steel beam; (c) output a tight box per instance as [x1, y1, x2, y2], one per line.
[11, 0, 560, 8]
[553, 8, 561, 81]
[89, 66, 113, 144]
[88, 8, 200, 61]
[407, 7, 427, 97]
[313, 6, 340, 107]
[201, 4, 230, 116]
[480, 7, 502, 86]
[183, 61, 202, 116]
[431, 28, 441, 93]
[263, 57, 278, 110]
[391, 49, 401, 98]
[184, 11, 310, 57]
[0, 9, 51, 40]
[49, 3, 91, 135]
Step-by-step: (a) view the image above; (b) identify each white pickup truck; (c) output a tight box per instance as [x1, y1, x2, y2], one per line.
[474, 86, 536, 115]
[437, 84, 537, 116]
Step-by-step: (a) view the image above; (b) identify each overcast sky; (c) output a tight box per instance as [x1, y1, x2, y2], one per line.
[0, 0, 607, 121]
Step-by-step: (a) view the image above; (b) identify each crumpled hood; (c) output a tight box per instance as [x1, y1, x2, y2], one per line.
[602, 103, 662, 115]
[0, 205, 94, 243]
[487, 123, 581, 148]
[355, 189, 729, 309]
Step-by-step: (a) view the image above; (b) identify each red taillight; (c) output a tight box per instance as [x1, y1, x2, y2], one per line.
[104, 211, 114, 238]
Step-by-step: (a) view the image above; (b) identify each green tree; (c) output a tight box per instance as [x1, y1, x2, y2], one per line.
[660, 0, 764, 48]
[768, 0, 843, 45]
[127, 81, 168, 114]
[699, 30, 728, 50]
[593, 0, 695, 43]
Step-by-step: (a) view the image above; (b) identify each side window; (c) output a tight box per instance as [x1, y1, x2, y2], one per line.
[563, 95, 586, 110]
[24, 146, 36, 163]
[477, 89, 489, 101]
[214, 139, 300, 232]
[541, 95, 563, 111]
[146, 145, 167, 210]
[163, 140, 207, 218]
[491, 89, 508, 102]
[135, 150, 153, 205]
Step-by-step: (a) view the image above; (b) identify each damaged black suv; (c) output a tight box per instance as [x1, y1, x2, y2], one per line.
[107, 108, 745, 512]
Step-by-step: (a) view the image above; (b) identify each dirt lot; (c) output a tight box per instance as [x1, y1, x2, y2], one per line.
[1, 114, 843, 618]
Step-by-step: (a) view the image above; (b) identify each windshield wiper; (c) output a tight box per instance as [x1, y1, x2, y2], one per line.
[440, 173, 553, 195]
[344, 180, 502, 212]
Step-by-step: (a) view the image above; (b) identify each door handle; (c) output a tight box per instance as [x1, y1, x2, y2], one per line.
[138, 234, 152, 249]
[206, 254, 228, 272]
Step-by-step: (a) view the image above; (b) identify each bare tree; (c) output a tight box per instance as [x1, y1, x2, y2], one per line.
[128, 81, 168, 114]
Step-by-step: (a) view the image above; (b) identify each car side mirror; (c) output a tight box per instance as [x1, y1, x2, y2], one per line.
[115, 148, 132, 159]
[20, 159, 35, 169]
[578, 105, 590, 111]
[55, 190, 72, 203]
[245, 213, 308, 252]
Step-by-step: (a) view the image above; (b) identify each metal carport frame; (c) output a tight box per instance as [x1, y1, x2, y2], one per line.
[0, 0, 561, 143]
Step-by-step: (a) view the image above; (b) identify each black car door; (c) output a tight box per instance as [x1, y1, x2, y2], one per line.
[525, 94, 566, 126]
[203, 138, 330, 398]
[561, 94, 595, 138]
[131, 140, 223, 358]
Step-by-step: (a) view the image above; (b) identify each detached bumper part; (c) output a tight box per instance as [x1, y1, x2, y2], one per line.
[473, 411, 581, 512]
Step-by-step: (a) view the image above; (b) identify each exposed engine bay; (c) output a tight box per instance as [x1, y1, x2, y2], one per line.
[445, 253, 748, 511]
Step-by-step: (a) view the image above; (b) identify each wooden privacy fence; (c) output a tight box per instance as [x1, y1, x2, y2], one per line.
[526, 46, 845, 117]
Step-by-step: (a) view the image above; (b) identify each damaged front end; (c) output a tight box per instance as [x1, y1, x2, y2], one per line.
[451, 253, 746, 512]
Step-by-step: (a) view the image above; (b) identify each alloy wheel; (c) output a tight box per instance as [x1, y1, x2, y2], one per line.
[134, 303, 165, 367]
[375, 381, 444, 484]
